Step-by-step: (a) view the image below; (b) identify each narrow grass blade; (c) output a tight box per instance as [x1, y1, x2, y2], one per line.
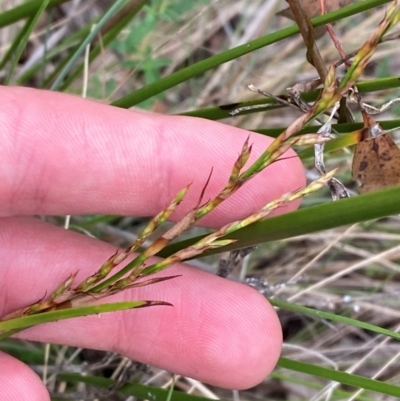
[180, 77, 400, 121]
[271, 299, 400, 341]
[50, 0, 128, 91]
[46, 0, 148, 90]
[0, 300, 169, 338]
[17, 18, 101, 84]
[298, 131, 362, 160]
[258, 119, 400, 140]
[4, 0, 50, 84]
[57, 374, 214, 401]
[278, 357, 400, 397]
[0, 14, 35, 71]
[271, 372, 376, 401]
[0, 0, 67, 29]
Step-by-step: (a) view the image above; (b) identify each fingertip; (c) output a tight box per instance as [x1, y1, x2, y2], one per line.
[185, 284, 282, 389]
[0, 351, 50, 401]
[226, 288, 283, 389]
[126, 265, 283, 389]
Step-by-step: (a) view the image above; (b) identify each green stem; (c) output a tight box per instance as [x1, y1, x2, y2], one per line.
[4, 0, 50, 84]
[278, 357, 400, 397]
[0, 0, 68, 28]
[50, 0, 128, 91]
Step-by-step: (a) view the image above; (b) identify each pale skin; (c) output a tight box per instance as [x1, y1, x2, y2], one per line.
[0, 86, 305, 400]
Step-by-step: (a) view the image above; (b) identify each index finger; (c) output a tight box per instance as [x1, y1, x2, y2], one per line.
[0, 86, 305, 226]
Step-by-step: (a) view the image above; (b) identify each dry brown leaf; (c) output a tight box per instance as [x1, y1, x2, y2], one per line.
[352, 131, 400, 194]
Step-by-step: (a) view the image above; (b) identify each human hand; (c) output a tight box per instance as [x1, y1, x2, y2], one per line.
[0, 86, 305, 400]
